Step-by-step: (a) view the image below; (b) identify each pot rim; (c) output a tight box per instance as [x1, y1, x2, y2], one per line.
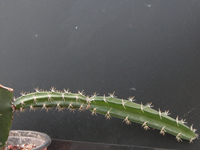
[8, 130, 51, 150]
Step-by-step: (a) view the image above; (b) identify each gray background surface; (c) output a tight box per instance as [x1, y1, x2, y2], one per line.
[0, 0, 200, 149]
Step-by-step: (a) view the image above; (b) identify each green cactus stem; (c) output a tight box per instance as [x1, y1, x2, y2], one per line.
[12, 87, 198, 143]
[0, 85, 14, 149]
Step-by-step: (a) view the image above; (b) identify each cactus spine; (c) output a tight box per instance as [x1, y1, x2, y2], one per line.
[12, 88, 198, 143]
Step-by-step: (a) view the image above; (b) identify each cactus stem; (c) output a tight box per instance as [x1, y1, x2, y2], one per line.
[9, 88, 198, 143]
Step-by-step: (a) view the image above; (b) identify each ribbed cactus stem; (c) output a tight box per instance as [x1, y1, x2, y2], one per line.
[12, 88, 198, 143]
[0, 85, 14, 149]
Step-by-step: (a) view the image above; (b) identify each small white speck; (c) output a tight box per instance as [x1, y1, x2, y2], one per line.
[130, 87, 136, 91]
[75, 26, 78, 29]
[35, 34, 38, 37]
[146, 4, 152, 7]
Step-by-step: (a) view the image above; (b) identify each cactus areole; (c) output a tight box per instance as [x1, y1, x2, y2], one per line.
[0, 85, 198, 149]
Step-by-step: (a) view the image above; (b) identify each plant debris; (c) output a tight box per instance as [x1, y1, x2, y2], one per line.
[7, 144, 36, 150]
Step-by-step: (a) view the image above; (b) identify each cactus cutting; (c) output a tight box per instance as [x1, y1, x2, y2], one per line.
[0, 84, 198, 149]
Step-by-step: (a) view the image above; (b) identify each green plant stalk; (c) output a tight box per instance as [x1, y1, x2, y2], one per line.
[0, 85, 14, 149]
[12, 89, 198, 143]
[0, 85, 198, 149]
